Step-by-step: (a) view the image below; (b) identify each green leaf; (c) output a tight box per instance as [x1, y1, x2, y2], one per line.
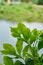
[18, 23, 31, 41]
[38, 40, 43, 50]
[25, 58, 34, 65]
[30, 34, 36, 44]
[30, 29, 39, 44]
[39, 54, 43, 64]
[16, 39, 23, 54]
[1, 43, 17, 56]
[26, 53, 33, 58]
[32, 29, 39, 37]
[10, 27, 20, 37]
[14, 60, 24, 65]
[0, 50, 14, 55]
[41, 54, 43, 64]
[39, 32, 43, 39]
[23, 45, 29, 57]
[4, 56, 14, 65]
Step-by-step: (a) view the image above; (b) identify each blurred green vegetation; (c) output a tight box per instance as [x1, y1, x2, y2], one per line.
[32, 0, 43, 5]
[38, 0, 43, 5]
[0, 3, 43, 22]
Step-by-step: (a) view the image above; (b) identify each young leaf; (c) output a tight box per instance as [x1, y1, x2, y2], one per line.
[14, 60, 24, 65]
[38, 40, 43, 50]
[23, 45, 29, 57]
[17, 23, 31, 41]
[16, 39, 23, 54]
[2, 43, 17, 55]
[10, 27, 20, 37]
[3, 56, 14, 65]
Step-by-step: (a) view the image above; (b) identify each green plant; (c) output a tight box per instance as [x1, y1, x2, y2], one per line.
[32, 0, 38, 4]
[0, 3, 43, 22]
[0, 23, 43, 65]
[21, 0, 30, 2]
[38, 0, 43, 5]
[32, 0, 43, 5]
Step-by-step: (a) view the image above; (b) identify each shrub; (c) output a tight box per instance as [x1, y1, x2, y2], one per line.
[32, 0, 38, 4]
[0, 23, 43, 65]
[38, 0, 43, 5]
[32, 0, 43, 5]
[0, 2, 5, 5]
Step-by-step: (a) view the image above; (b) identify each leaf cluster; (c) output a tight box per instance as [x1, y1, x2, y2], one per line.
[0, 23, 43, 65]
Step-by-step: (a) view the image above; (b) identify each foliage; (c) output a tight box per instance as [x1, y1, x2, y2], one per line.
[38, 0, 43, 5]
[0, 3, 43, 22]
[0, 23, 43, 65]
[21, 0, 30, 2]
[32, 0, 43, 5]
[32, 0, 38, 4]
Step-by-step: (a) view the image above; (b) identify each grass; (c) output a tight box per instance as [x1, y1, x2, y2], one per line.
[0, 3, 43, 22]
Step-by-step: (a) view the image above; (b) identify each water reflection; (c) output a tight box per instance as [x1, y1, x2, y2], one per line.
[0, 20, 43, 64]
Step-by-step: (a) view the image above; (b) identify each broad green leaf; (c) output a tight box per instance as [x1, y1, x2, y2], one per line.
[25, 58, 34, 65]
[30, 29, 39, 44]
[16, 39, 23, 54]
[10, 27, 20, 37]
[0, 50, 14, 55]
[0, 50, 18, 56]
[14, 60, 24, 65]
[39, 32, 43, 39]
[4, 56, 14, 65]
[17, 23, 31, 41]
[32, 29, 39, 37]
[38, 40, 43, 50]
[1, 43, 17, 56]
[23, 45, 29, 57]
[30, 34, 36, 44]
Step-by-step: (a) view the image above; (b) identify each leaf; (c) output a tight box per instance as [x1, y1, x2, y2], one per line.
[14, 60, 24, 65]
[3, 56, 14, 65]
[25, 58, 34, 65]
[41, 54, 43, 64]
[38, 40, 43, 50]
[30, 29, 39, 44]
[32, 29, 39, 36]
[26, 53, 33, 58]
[16, 39, 23, 54]
[30, 34, 36, 44]
[10, 27, 20, 37]
[23, 45, 29, 57]
[39, 32, 43, 39]
[0, 50, 14, 55]
[17, 23, 31, 41]
[39, 54, 43, 64]
[1, 43, 17, 56]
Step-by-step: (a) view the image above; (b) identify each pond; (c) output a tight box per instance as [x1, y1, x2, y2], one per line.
[0, 20, 43, 64]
